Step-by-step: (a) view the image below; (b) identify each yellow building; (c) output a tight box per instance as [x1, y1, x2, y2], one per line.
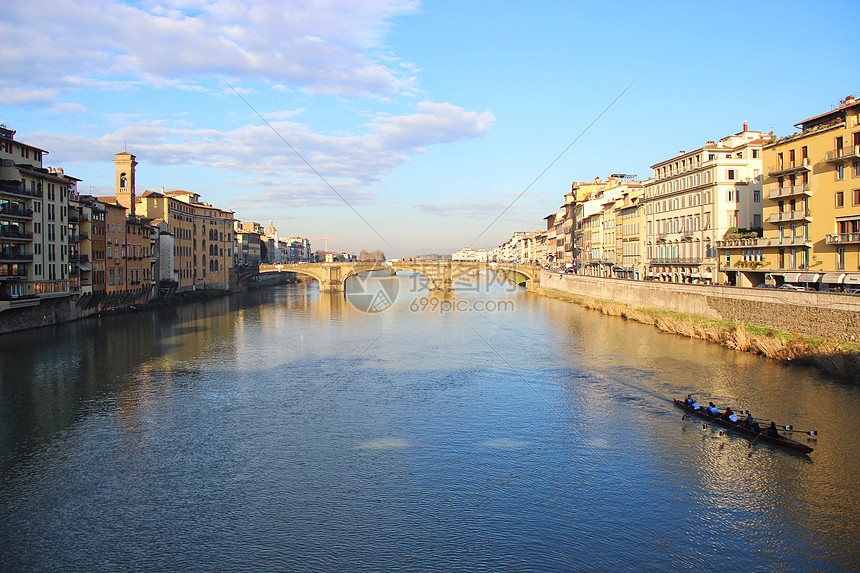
[110, 153, 235, 291]
[720, 96, 860, 289]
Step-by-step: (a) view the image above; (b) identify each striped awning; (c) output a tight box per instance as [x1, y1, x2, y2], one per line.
[844, 273, 860, 285]
[820, 272, 845, 284]
[797, 273, 820, 283]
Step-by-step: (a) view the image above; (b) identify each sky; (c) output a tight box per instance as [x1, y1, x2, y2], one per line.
[2, 0, 857, 258]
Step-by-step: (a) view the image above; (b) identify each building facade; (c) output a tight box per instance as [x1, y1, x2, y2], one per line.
[0, 126, 80, 312]
[720, 97, 860, 289]
[645, 124, 768, 284]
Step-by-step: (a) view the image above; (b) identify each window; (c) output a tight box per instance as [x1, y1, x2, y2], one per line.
[753, 189, 761, 202]
[727, 169, 736, 180]
[854, 161, 860, 177]
[837, 247, 845, 271]
[855, 189, 860, 206]
[752, 149, 760, 159]
[836, 191, 844, 208]
[837, 164, 844, 180]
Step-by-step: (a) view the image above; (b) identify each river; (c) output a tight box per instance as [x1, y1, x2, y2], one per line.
[1, 274, 859, 571]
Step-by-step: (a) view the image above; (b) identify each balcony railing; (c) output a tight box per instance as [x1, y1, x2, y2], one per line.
[0, 252, 33, 262]
[0, 204, 33, 219]
[767, 158, 811, 177]
[826, 233, 860, 245]
[768, 184, 812, 200]
[824, 145, 860, 163]
[649, 256, 703, 265]
[0, 228, 33, 240]
[767, 210, 812, 224]
[769, 236, 812, 247]
[0, 264, 27, 279]
[0, 181, 42, 199]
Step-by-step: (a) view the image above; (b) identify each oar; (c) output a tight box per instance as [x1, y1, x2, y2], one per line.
[779, 427, 819, 436]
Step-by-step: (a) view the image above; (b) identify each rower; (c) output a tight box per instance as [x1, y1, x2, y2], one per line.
[765, 422, 780, 437]
[707, 402, 719, 416]
[722, 407, 739, 423]
[743, 413, 761, 433]
[685, 394, 694, 407]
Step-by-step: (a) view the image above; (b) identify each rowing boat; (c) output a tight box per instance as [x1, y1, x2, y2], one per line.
[673, 399, 814, 454]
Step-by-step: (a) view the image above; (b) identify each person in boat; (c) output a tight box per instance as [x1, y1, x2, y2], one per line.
[707, 402, 719, 416]
[684, 395, 694, 407]
[743, 414, 762, 433]
[721, 407, 739, 424]
[765, 422, 780, 437]
[691, 399, 701, 411]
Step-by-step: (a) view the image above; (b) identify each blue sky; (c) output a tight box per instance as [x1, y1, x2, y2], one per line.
[2, 0, 857, 257]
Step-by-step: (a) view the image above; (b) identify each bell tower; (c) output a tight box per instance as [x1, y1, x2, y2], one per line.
[114, 152, 138, 216]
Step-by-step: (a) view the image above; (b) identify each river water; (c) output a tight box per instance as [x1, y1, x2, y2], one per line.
[1, 274, 859, 571]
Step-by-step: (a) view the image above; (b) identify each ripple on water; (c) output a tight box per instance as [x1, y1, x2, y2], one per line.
[354, 437, 410, 451]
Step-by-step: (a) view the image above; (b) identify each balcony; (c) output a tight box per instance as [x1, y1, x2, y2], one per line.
[824, 145, 860, 163]
[768, 184, 812, 200]
[649, 256, 703, 265]
[767, 158, 811, 177]
[69, 252, 80, 262]
[0, 264, 27, 279]
[69, 233, 79, 243]
[0, 181, 42, 200]
[769, 236, 812, 248]
[0, 252, 33, 262]
[767, 210, 812, 224]
[0, 204, 33, 220]
[0, 228, 33, 241]
[826, 233, 860, 245]
[78, 231, 89, 240]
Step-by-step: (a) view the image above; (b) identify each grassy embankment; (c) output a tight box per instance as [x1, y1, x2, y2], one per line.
[540, 287, 860, 382]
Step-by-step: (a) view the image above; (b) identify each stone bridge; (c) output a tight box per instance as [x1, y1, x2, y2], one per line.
[249, 261, 541, 292]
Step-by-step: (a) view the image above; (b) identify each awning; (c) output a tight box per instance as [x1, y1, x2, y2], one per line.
[782, 273, 800, 282]
[843, 273, 860, 285]
[78, 263, 92, 271]
[820, 272, 845, 284]
[797, 273, 820, 283]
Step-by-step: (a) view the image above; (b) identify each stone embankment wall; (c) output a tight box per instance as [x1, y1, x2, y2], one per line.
[540, 271, 860, 343]
[0, 297, 89, 335]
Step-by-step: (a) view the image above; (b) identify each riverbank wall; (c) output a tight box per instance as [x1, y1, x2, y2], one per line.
[540, 271, 860, 344]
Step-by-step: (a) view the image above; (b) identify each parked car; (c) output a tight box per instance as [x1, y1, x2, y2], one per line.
[845, 288, 860, 295]
[777, 284, 805, 291]
[754, 283, 771, 288]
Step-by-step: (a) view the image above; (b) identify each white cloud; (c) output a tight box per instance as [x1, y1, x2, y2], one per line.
[25, 99, 493, 204]
[0, 0, 420, 103]
[373, 102, 495, 150]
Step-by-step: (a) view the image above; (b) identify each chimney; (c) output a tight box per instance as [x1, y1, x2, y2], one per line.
[743, 121, 749, 132]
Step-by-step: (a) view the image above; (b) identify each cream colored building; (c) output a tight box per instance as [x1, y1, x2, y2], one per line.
[718, 96, 860, 289]
[645, 124, 768, 284]
[573, 178, 640, 277]
[0, 126, 80, 311]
